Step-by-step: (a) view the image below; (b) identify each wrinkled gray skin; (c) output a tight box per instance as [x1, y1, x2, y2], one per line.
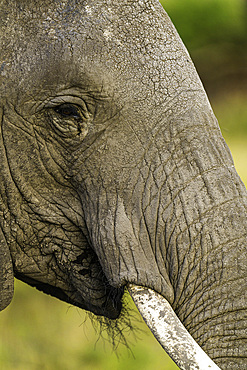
[0, 0, 246, 368]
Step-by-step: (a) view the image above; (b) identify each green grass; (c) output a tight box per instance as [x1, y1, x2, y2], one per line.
[161, 0, 246, 49]
[227, 138, 247, 185]
[214, 93, 247, 139]
[213, 92, 247, 184]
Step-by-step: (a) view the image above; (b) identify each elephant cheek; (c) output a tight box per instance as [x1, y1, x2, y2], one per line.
[0, 227, 14, 311]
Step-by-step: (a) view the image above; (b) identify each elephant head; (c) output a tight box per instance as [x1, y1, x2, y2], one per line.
[0, 0, 246, 369]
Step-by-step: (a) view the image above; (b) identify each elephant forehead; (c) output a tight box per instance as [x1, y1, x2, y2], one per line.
[0, 1, 169, 72]
[0, 0, 200, 103]
[0, 2, 88, 91]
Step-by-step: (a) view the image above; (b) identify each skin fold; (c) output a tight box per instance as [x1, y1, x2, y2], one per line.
[0, 1, 246, 368]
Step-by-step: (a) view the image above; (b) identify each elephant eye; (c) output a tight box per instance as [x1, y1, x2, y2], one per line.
[47, 103, 88, 139]
[54, 104, 81, 120]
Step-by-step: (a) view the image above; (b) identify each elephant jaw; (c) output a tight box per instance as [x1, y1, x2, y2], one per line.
[128, 284, 221, 370]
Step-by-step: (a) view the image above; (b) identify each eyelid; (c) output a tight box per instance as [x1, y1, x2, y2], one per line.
[36, 95, 88, 112]
[45, 96, 86, 109]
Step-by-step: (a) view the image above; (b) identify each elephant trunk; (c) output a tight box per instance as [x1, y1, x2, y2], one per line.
[158, 117, 247, 369]
[168, 210, 246, 369]
[138, 111, 247, 367]
[127, 166, 247, 369]
[139, 110, 247, 368]
[78, 100, 247, 368]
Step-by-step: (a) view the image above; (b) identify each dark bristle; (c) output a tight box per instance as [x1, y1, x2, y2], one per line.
[85, 287, 144, 353]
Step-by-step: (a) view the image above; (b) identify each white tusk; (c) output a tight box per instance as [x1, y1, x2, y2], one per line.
[128, 284, 221, 370]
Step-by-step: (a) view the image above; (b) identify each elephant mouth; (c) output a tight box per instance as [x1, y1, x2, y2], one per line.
[15, 270, 125, 319]
[13, 229, 126, 319]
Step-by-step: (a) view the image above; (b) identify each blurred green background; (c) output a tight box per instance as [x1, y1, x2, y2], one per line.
[0, 0, 246, 369]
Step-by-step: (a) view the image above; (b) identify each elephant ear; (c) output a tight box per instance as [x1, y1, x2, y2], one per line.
[0, 228, 14, 311]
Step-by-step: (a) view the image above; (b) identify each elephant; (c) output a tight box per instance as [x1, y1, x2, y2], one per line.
[0, 0, 246, 369]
